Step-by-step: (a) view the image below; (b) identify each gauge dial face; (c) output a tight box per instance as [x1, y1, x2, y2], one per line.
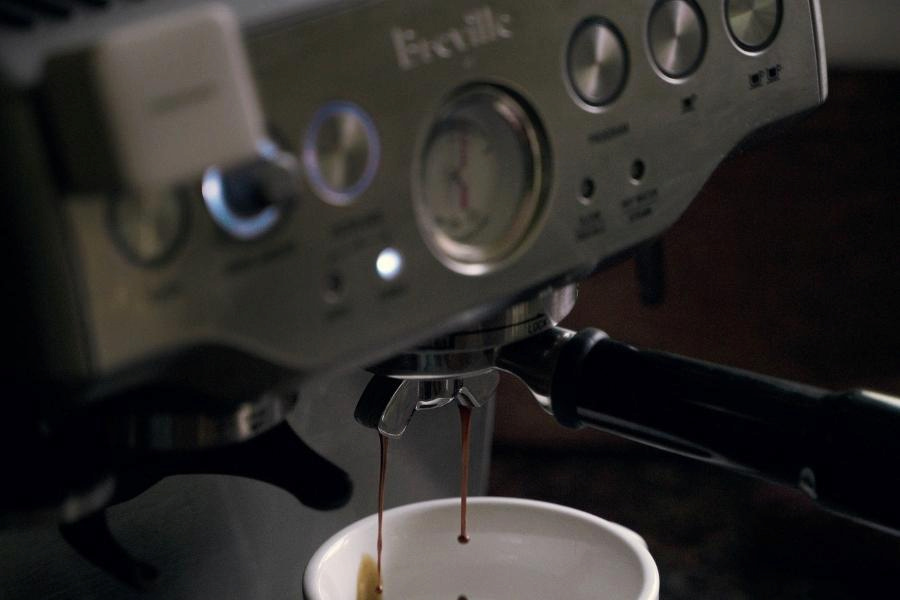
[416, 87, 546, 273]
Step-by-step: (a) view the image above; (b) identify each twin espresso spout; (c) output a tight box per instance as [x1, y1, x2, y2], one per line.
[356, 373, 497, 438]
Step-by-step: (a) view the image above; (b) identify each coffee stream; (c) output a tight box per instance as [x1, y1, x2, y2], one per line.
[376, 434, 388, 595]
[361, 404, 475, 598]
[458, 403, 473, 544]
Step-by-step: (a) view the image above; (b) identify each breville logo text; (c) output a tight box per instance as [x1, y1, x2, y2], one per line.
[392, 7, 513, 71]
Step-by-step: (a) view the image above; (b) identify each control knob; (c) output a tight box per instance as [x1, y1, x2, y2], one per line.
[202, 141, 299, 240]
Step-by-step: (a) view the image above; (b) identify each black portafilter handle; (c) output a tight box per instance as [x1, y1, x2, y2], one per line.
[504, 328, 900, 535]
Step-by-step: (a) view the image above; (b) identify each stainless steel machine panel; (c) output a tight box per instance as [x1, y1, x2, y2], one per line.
[1, 0, 826, 395]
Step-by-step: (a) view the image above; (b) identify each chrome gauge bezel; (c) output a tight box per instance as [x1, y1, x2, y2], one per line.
[413, 85, 549, 276]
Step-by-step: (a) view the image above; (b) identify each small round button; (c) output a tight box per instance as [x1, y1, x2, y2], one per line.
[726, 0, 782, 52]
[303, 102, 380, 206]
[648, 0, 707, 79]
[567, 18, 628, 107]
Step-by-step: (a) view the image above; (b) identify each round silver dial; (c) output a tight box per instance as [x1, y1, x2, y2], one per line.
[416, 86, 547, 274]
[726, 0, 782, 52]
[648, 0, 707, 79]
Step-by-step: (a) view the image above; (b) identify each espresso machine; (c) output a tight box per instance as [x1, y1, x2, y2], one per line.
[2, 0, 897, 597]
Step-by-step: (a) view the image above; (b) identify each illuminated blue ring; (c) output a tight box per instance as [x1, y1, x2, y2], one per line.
[202, 165, 281, 241]
[302, 101, 381, 206]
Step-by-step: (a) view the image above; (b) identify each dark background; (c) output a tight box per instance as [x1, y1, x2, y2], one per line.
[489, 71, 900, 599]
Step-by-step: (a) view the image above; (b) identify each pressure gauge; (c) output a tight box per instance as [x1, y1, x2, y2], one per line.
[415, 86, 548, 275]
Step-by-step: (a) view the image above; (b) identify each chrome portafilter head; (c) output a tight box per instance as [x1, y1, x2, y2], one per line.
[356, 372, 499, 438]
[355, 285, 577, 437]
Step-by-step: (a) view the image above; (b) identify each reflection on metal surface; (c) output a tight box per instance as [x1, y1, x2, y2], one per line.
[103, 392, 297, 452]
[726, 0, 782, 52]
[648, 0, 707, 79]
[567, 18, 628, 107]
[371, 285, 577, 378]
[496, 326, 578, 411]
[303, 101, 380, 206]
[376, 372, 499, 437]
[375, 247, 404, 281]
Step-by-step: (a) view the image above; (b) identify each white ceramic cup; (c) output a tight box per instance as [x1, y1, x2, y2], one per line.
[304, 497, 659, 600]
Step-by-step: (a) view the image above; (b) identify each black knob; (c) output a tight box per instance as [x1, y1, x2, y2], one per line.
[202, 145, 298, 240]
